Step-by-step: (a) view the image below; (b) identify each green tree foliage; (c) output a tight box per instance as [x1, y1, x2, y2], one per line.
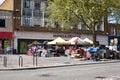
[47, 0, 120, 47]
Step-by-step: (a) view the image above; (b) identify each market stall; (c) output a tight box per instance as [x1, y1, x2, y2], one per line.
[47, 37, 70, 45]
[83, 38, 93, 45]
[68, 37, 85, 45]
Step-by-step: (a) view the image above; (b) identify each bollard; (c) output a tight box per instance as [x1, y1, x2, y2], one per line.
[33, 55, 38, 66]
[19, 56, 23, 67]
[3, 56, 7, 67]
[0, 56, 2, 62]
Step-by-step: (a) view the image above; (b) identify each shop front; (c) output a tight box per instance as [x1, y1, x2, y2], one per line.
[15, 31, 108, 54]
[0, 32, 13, 54]
[18, 39, 51, 54]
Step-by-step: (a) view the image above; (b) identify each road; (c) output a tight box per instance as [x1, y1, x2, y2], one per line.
[0, 62, 120, 80]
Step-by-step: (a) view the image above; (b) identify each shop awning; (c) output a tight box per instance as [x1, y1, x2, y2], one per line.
[0, 32, 13, 39]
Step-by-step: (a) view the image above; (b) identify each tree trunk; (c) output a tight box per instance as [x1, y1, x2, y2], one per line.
[93, 25, 97, 47]
[93, 31, 97, 47]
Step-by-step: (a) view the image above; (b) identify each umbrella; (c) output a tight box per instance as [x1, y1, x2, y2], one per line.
[87, 47, 100, 54]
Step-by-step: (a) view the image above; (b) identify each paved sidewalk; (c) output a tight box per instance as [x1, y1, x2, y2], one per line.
[0, 54, 119, 71]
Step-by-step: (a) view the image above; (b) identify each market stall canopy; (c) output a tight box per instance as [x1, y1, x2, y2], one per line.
[47, 37, 70, 45]
[68, 37, 85, 45]
[83, 38, 93, 44]
[28, 41, 41, 46]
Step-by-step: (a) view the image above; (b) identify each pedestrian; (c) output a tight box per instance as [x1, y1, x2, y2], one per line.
[65, 46, 71, 57]
[31, 44, 37, 55]
[6, 46, 13, 54]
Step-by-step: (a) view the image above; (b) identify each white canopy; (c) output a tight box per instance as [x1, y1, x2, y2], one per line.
[83, 38, 93, 44]
[47, 37, 70, 45]
[68, 37, 85, 45]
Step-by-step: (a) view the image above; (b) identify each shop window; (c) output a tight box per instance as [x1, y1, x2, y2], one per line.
[0, 19, 5, 28]
[19, 41, 27, 54]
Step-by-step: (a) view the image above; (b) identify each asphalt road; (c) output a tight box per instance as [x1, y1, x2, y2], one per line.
[0, 62, 120, 80]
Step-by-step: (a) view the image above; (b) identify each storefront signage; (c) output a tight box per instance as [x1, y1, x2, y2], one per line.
[108, 36, 120, 51]
[53, 33, 81, 38]
[108, 36, 119, 46]
[0, 32, 13, 39]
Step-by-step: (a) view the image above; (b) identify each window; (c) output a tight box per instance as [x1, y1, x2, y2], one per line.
[33, 9, 42, 17]
[81, 23, 88, 30]
[54, 22, 60, 28]
[34, 2, 41, 9]
[33, 17, 41, 26]
[118, 26, 120, 35]
[23, 8, 32, 16]
[22, 17, 30, 26]
[96, 23, 102, 31]
[44, 2, 49, 18]
[96, 20, 105, 31]
[23, 0, 30, 8]
[111, 27, 116, 35]
[22, 1, 47, 27]
[0, 19, 5, 28]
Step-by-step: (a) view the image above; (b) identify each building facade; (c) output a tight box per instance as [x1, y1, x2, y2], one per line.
[0, 0, 118, 54]
[0, 11, 13, 54]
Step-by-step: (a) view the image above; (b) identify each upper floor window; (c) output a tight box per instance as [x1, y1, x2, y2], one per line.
[23, 8, 32, 16]
[96, 22, 102, 31]
[22, 17, 31, 26]
[23, 0, 32, 17]
[0, 19, 5, 28]
[111, 27, 116, 35]
[118, 26, 120, 36]
[34, 2, 41, 9]
[22, 1, 48, 27]
[81, 23, 88, 30]
[23, 0, 31, 8]
[33, 9, 42, 17]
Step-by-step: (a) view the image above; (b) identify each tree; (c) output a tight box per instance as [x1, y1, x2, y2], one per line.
[47, 0, 120, 47]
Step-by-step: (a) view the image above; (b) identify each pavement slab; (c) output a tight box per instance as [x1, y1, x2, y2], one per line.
[0, 54, 119, 71]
